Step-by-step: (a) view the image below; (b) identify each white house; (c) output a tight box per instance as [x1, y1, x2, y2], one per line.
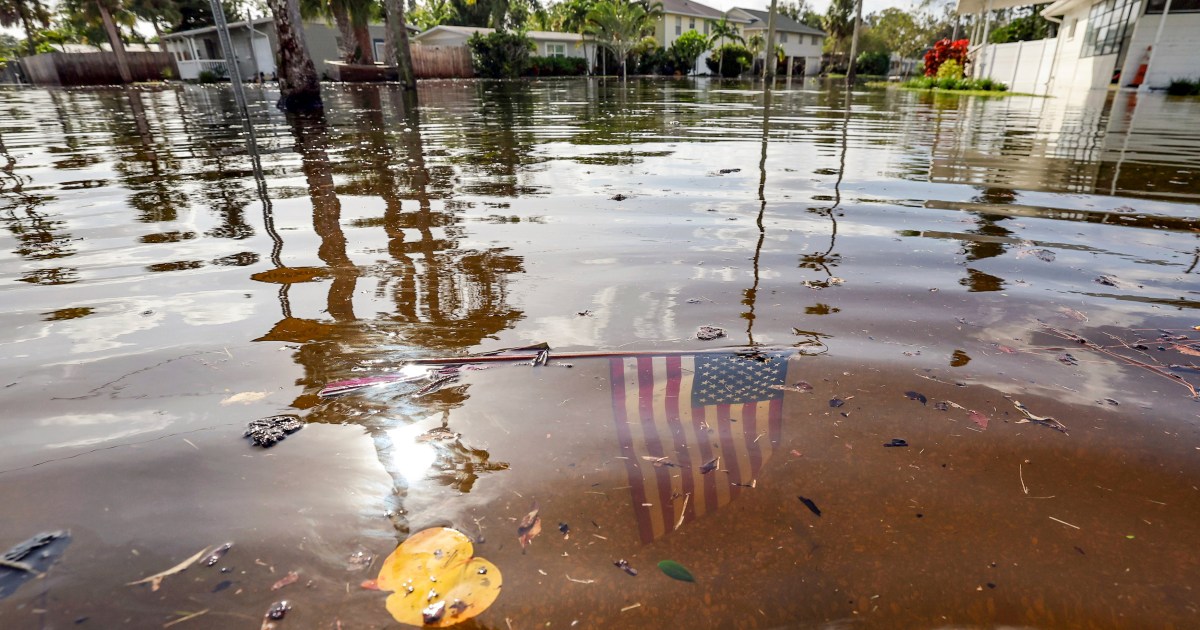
[957, 0, 1199, 94]
[729, 7, 825, 76]
[413, 25, 595, 61]
[653, 0, 752, 74]
[161, 17, 394, 81]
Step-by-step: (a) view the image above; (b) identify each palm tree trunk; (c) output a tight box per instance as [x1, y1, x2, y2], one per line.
[352, 19, 374, 64]
[19, 4, 38, 56]
[332, 3, 356, 63]
[266, 0, 323, 111]
[97, 2, 133, 83]
[384, 0, 416, 91]
[151, 20, 167, 53]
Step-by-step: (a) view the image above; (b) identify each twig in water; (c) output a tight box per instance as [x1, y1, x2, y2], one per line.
[1019, 463, 1029, 495]
[674, 493, 690, 531]
[620, 603, 642, 612]
[565, 574, 595, 584]
[163, 609, 209, 628]
[1049, 516, 1080, 530]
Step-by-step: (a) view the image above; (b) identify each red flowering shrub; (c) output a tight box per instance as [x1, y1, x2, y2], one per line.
[924, 39, 970, 77]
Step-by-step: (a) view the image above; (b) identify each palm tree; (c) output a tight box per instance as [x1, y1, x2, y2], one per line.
[266, 0, 323, 110]
[59, 0, 135, 81]
[0, 0, 51, 55]
[384, 0, 416, 90]
[584, 0, 659, 79]
[128, 0, 180, 52]
[707, 15, 742, 77]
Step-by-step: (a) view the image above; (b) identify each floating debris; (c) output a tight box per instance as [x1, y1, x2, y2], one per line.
[244, 415, 303, 448]
[657, 560, 695, 582]
[884, 439, 909, 448]
[699, 457, 720, 474]
[969, 410, 990, 430]
[829, 398, 845, 408]
[128, 545, 215, 592]
[1012, 400, 1068, 434]
[517, 503, 542, 551]
[610, 194, 628, 201]
[265, 600, 291, 620]
[613, 559, 638, 576]
[1, 531, 71, 600]
[203, 543, 232, 567]
[717, 168, 741, 174]
[1095, 275, 1119, 287]
[696, 326, 726, 341]
[271, 571, 299, 591]
[797, 496, 821, 517]
[904, 391, 928, 405]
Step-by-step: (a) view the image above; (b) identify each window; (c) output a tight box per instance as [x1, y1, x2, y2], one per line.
[704, 20, 711, 35]
[811, 35, 819, 46]
[373, 38, 386, 61]
[689, 18, 695, 30]
[1146, 0, 1200, 12]
[546, 43, 566, 58]
[1081, 0, 1140, 57]
[675, 16, 682, 35]
[780, 32, 788, 43]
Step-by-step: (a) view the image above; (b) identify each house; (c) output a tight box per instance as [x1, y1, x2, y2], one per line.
[161, 17, 395, 81]
[729, 7, 825, 76]
[652, 0, 752, 74]
[957, 0, 1199, 94]
[413, 25, 596, 61]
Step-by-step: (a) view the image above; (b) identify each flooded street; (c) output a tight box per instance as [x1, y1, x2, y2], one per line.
[2, 78, 1199, 628]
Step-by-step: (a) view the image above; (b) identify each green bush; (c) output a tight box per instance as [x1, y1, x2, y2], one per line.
[705, 43, 752, 77]
[902, 74, 1009, 92]
[855, 51, 890, 76]
[468, 30, 535, 79]
[525, 56, 587, 77]
[936, 59, 963, 80]
[636, 46, 677, 75]
[670, 30, 708, 75]
[1166, 78, 1200, 96]
[197, 69, 220, 83]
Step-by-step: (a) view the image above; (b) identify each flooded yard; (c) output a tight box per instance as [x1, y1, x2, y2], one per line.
[2, 78, 1199, 628]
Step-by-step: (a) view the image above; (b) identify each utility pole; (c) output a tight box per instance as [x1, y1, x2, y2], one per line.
[209, 0, 251, 120]
[844, 0, 863, 84]
[763, 0, 779, 80]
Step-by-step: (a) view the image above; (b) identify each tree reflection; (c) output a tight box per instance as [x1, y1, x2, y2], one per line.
[0, 119, 77, 285]
[958, 187, 1015, 292]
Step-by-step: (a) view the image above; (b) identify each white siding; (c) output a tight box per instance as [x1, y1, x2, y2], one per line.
[1118, 12, 1200, 89]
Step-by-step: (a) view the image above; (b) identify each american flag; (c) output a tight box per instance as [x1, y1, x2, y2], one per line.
[609, 351, 789, 544]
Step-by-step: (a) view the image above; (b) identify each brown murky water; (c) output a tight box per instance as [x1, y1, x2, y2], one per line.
[2, 79, 1200, 629]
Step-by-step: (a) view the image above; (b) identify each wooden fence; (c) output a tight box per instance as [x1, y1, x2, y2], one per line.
[411, 45, 474, 79]
[21, 52, 178, 86]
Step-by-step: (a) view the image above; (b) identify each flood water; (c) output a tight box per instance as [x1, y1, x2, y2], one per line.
[2, 78, 1199, 628]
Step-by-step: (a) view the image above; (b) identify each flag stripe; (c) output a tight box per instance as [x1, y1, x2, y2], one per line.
[663, 356, 694, 528]
[610, 358, 654, 544]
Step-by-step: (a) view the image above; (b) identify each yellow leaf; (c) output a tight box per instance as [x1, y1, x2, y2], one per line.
[375, 528, 502, 627]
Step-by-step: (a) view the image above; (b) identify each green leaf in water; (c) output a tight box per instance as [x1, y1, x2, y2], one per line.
[657, 560, 695, 582]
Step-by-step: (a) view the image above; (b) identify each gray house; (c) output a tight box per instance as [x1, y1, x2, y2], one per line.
[161, 17, 394, 80]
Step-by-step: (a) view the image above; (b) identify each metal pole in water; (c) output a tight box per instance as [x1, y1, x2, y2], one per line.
[208, 0, 252, 123]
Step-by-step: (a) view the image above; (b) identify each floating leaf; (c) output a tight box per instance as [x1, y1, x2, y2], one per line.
[657, 560, 695, 583]
[884, 438, 909, 448]
[271, 571, 299, 591]
[699, 457, 720, 474]
[1173, 344, 1200, 357]
[904, 391, 928, 405]
[613, 559, 638, 576]
[968, 410, 989, 430]
[374, 528, 501, 628]
[517, 503, 541, 551]
[797, 496, 821, 517]
[829, 398, 844, 408]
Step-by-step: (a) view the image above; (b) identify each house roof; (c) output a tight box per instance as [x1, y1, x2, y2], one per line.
[413, 25, 586, 43]
[733, 8, 826, 36]
[660, 0, 750, 22]
[161, 17, 415, 40]
[955, 0, 1044, 14]
[160, 17, 275, 39]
